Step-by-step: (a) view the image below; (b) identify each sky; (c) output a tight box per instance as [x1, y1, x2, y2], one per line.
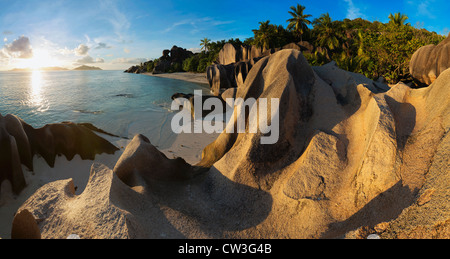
[0, 0, 448, 71]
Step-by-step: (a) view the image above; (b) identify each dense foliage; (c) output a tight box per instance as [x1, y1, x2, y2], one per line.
[248, 11, 445, 84]
[304, 17, 445, 83]
[181, 38, 244, 73]
[159, 4, 446, 84]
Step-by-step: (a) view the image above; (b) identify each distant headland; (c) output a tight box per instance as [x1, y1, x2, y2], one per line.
[72, 65, 103, 71]
[9, 65, 103, 71]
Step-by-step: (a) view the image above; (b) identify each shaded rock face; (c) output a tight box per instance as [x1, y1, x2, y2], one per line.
[0, 114, 119, 194]
[206, 60, 253, 96]
[170, 45, 194, 63]
[209, 41, 315, 97]
[16, 50, 450, 239]
[410, 33, 450, 85]
[206, 63, 237, 96]
[114, 135, 193, 185]
[313, 61, 390, 95]
[125, 45, 194, 74]
[152, 59, 172, 74]
[124, 66, 139, 73]
[171, 92, 227, 119]
[234, 61, 252, 88]
[11, 209, 41, 239]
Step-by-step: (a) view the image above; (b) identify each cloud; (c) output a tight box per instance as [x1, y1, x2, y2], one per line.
[343, 0, 364, 20]
[94, 42, 112, 50]
[0, 49, 9, 60]
[123, 48, 130, 53]
[417, 0, 436, 19]
[75, 55, 104, 64]
[163, 17, 235, 34]
[111, 57, 147, 64]
[188, 47, 202, 54]
[3, 38, 7, 42]
[2, 30, 13, 35]
[58, 47, 73, 55]
[164, 19, 193, 33]
[75, 44, 90, 56]
[3, 36, 33, 59]
[99, 0, 130, 42]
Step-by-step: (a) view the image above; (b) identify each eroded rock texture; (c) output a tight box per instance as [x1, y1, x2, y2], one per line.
[0, 115, 118, 194]
[410, 33, 450, 85]
[15, 50, 449, 239]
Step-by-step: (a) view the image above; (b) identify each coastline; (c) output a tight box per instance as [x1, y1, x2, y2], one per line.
[142, 72, 209, 85]
[0, 129, 218, 238]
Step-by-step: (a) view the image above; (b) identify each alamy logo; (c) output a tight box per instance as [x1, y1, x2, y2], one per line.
[171, 90, 280, 144]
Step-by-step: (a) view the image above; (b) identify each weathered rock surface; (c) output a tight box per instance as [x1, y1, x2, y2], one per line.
[171, 92, 227, 119]
[234, 61, 253, 88]
[209, 41, 316, 96]
[0, 115, 119, 195]
[114, 134, 193, 185]
[11, 209, 41, 239]
[206, 63, 237, 96]
[125, 45, 194, 74]
[15, 50, 449, 239]
[410, 33, 450, 85]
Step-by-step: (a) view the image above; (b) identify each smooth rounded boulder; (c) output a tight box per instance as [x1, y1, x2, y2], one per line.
[410, 33, 450, 85]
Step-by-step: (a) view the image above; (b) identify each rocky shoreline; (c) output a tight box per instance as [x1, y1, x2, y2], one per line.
[2, 41, 448, 238]
[1, 34, 449, 238]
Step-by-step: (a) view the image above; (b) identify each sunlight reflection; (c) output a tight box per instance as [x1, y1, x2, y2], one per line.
[29, 71, 48, 112]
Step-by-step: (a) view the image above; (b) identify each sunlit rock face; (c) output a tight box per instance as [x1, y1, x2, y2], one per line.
[13, 50, 450, 239]
[410, 33, 450, 85]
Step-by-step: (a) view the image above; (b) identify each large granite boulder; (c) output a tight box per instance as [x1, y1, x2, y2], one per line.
[169, 45, 194, 63]
[234, 61, 253, 88]
[124, 66, 139, 73]
[217, 43, 265, 66]
[217, 43, 240, 65]
[410, 33, 450, 85]
[206, 60, 253, 96]
[206, 63, 237, 96]
[114, 134, 193, 185]
[171, 92, 227, 119]
[282, 41, 314, 54]
[0, 114, 119, 194]
[152, 59, 172, 74]
[15, 50, 450, 239]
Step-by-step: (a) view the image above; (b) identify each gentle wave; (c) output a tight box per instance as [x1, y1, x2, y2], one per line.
[0, 70, 209, 144]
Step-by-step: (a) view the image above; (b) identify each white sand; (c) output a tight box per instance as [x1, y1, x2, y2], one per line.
[142, 72, 209, 85]
[0, 128, 218, 238]
[0, 72, 219, 238]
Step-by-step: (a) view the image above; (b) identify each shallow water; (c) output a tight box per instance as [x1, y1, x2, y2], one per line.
[0, 70, 210, 148]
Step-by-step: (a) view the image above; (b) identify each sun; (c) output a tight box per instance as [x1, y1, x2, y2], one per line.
[18, 49, 61, 70]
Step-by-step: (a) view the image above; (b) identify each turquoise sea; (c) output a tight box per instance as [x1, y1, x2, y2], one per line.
[0, 70, 209, 148]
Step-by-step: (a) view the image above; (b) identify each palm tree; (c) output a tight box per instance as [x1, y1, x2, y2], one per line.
[252, 21, 274, 50]
[200, 38, 211, 53]
[286, 4, 312, 42]
[313, 13, 340, 57]
[388, 13, 409, 26]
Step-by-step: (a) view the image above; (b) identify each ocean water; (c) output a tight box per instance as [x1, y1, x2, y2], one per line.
[0, 70, 210, 148]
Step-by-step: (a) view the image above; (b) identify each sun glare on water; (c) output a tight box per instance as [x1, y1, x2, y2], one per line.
[18, 49, 61, 70]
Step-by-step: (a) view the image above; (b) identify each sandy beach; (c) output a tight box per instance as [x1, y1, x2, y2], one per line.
[142, 72, 209, 85]
[0, 68, 219, 239]
[0, 127, 219, 238]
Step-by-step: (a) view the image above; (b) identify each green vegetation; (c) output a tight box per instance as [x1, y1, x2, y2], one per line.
[200, 38, 211, 52]
[178, 4, 446, 84]
[181, 38, 244, 73]
[286, 4, 312, 42]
